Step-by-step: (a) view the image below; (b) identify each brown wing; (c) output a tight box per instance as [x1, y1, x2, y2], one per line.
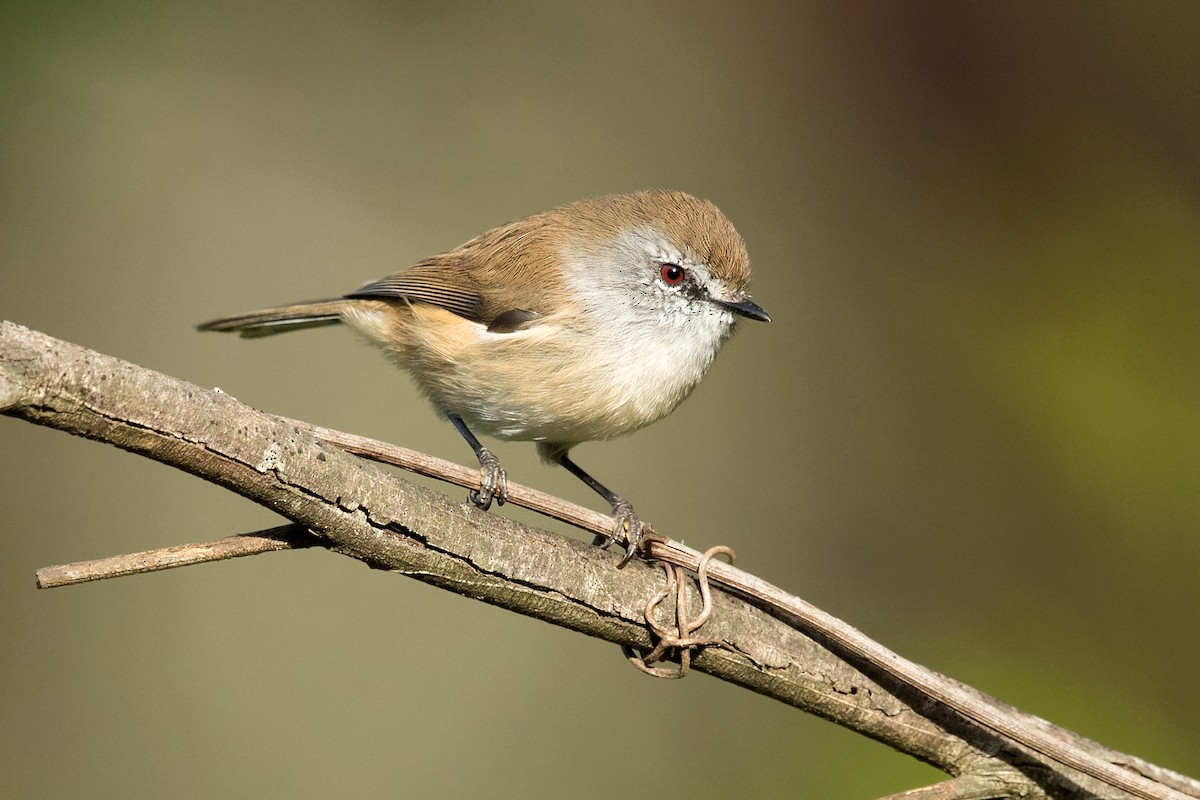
[345, 213, 565, 329]
[346, 259, 487, 322]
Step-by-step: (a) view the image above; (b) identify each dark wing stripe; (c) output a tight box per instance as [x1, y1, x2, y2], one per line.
[347, 276, 485, 322]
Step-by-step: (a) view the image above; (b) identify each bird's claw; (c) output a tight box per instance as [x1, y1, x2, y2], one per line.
[468, 448, 507, 510]
[591, 499, 643, 568]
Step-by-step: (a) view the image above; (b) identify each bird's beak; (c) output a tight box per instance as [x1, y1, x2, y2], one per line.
[716, 296, 771, 322]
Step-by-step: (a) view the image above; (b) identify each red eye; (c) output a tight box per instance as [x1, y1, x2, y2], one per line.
[660, 263, 686, 286]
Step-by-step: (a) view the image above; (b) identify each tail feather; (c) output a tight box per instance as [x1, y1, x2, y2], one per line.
[196, 299, 351, 338]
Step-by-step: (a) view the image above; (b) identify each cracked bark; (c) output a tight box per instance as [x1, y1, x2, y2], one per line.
[2, 321, 1196, 800]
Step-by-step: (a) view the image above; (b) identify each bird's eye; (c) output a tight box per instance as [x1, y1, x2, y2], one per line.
[660, 262, 686, 286]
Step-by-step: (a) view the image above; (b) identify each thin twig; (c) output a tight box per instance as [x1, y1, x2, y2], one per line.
[284, 417, 619, 541]
[876, 775, 1012, 800]
[34, 525, 316, 588]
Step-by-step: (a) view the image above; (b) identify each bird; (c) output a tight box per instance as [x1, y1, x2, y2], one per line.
[198, 190, 769, 566]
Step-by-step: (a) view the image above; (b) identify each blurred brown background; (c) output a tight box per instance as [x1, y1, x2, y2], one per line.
[3, 2, 1197, 797]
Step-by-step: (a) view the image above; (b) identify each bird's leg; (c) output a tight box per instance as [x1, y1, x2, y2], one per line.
[448, 413, 507, 510]
[555, 453, 643, 568]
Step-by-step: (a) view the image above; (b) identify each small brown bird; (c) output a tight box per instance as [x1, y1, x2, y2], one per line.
[199, 190, 769, 565]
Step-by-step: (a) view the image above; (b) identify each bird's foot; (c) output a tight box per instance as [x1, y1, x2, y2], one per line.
[591, 498, 643, 568]
[468, 448, 507, 510]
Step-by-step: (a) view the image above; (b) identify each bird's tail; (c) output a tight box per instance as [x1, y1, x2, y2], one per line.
[196, 299, 353, 338]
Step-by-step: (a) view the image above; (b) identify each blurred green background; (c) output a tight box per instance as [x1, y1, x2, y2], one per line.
[3, 2, 1198, 797]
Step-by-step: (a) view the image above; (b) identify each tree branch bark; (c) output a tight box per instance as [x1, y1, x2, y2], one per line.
[2, 320, 1195, 800]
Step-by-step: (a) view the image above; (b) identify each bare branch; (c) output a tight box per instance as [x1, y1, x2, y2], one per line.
[34, 525, 317, 588]
[267, 424, 1200, 800]
[3, 320, 1197, 800]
